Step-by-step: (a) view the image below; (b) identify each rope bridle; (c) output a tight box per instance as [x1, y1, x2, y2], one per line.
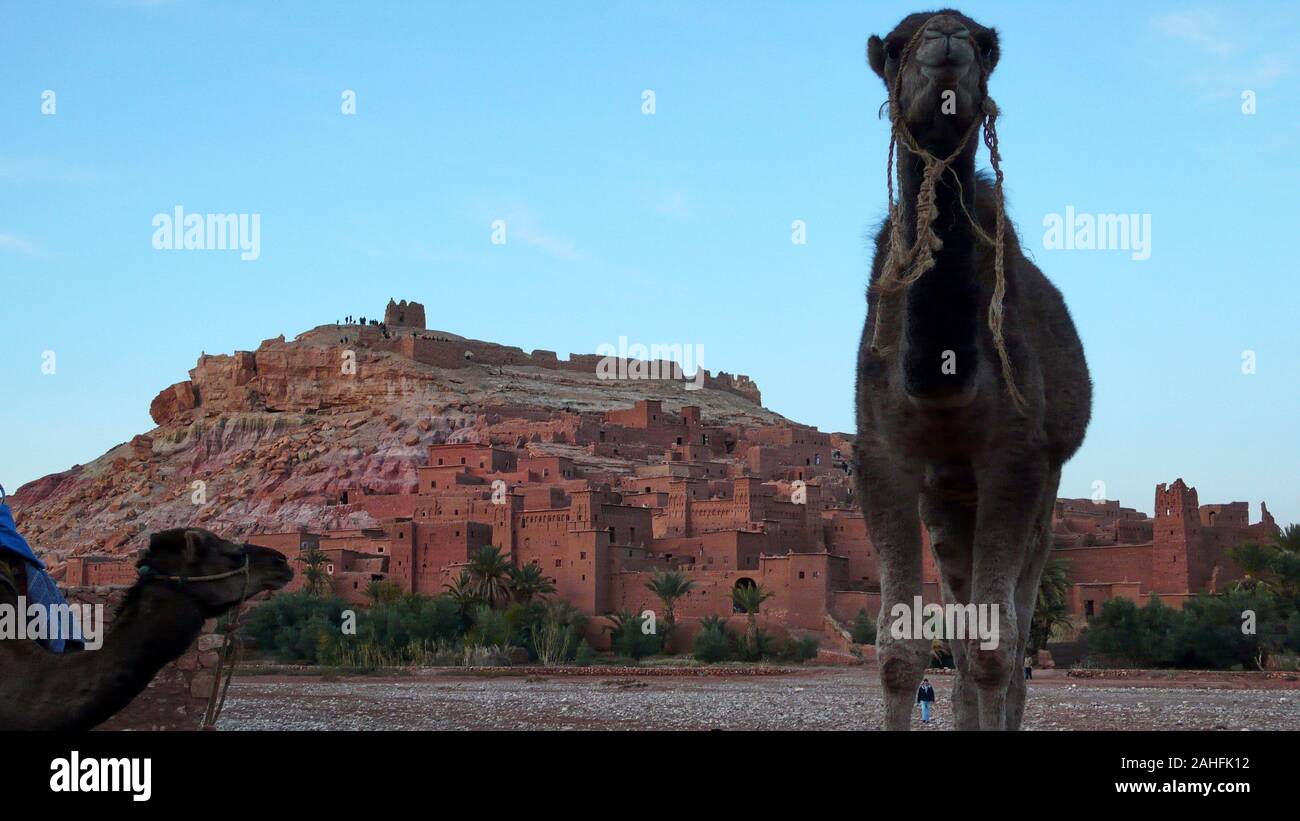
[139, 554, 252, 730]
[869, 15, 1027, 414]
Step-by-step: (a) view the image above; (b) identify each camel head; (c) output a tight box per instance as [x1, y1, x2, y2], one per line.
[136, 528, 293, 617]
[867, 9, 999, 155]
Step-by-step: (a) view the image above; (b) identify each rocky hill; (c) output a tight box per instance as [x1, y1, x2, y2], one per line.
[10, 306, 794, 568]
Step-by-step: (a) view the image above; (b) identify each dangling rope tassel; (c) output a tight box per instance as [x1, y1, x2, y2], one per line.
[201, 560, 250, 730]
[981, 102, 1027, 414]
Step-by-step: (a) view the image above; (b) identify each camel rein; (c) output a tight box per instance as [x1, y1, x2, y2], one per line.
[869, 16, 1027, 414]
[139, 555, 251, 731]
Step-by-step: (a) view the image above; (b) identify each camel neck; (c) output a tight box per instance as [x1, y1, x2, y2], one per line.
[892, 138, 985, 402]
[894, 139, 979, 252]
[62, 582, 207, 730]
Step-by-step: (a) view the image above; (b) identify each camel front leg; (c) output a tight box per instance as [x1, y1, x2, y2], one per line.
[1006, 468, 1061, 730]
[969, 450, 1048, 730]
[921, 481, 979, 730]
[860, 457, 926, 730]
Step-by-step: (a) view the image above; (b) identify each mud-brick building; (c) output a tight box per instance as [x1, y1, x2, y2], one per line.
[1051, 478, 1279, 619]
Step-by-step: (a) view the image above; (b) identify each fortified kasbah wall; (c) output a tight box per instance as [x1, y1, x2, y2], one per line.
[13, 300, 1285, 655]
[147, 297, 761, 427]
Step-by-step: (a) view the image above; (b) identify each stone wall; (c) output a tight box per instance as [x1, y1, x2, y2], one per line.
[64, 585, 222, 731]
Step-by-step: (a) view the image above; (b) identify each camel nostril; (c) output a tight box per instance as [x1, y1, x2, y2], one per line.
[924, 23, 971, 44]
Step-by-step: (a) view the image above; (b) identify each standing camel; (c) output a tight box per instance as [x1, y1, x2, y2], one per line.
[0, 528, 293, 731]
[855, 10, 1091, 730]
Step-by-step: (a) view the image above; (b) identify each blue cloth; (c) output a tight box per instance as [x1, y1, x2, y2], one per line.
[0, 502, 82, 652]
[920, 700, 932, 722]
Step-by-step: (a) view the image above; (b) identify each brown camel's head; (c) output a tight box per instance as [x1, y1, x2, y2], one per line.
[867, 9, 999, 154]
[137, 528, 293, 617]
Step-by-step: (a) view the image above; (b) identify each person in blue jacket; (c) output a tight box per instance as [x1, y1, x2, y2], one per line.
[0, 484, 83, 653]
[916, 677, 936, 723]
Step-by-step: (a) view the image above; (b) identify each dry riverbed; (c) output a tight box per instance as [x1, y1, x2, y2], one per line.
[216, 667, 1300, 731]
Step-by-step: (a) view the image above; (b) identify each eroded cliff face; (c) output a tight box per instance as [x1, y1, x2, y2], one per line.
[12, 322, 785, 565]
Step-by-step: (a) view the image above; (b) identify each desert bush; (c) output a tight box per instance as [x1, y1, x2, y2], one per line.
[243, 591, 350, 663]
[850, 609, 876, 644]
[604, 608, 660, 659]
[692, 624, 733, 663]
[783, 635, 821, 663]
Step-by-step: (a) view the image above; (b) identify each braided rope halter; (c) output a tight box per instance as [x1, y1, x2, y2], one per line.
[138, 553, 252, 730]
[868, 15, 1026, 414]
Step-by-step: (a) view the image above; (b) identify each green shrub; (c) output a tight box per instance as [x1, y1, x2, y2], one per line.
[574, 639, 596, 667]
[466, 603, 510, 648]
[692, 625, 733, 663]
[735, 629, 776, 662]
[850, 609, 877, 644]
[783, 635, 821, 663]
[361, 593, 464, 652]
[604, 609, 661, 659]
[527, 599, 589, 664]
[1082, 589, 1292, 670]
[243, 591, 351, 663]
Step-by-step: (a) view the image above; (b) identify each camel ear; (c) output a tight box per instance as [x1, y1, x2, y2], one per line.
[145, 529, 186, 557]
[183, 529, 207, 564]
[867, 35, 887, 78]
[981, 27, 1000, 74]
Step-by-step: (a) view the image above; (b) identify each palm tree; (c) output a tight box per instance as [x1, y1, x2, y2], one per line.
[442, 570, 481, 616]
[1029, 557, 1073, 654]
[1273, 523, 1300, 554]
[295, 547, 332, 597]
[508, 561, 556, 604]
[698, 614, 729, 635]
[1228, 541, 1278, 592]
[1272, 549, 1300, 603]
[731, 583, 775, 649]
[467, 545, 513, 608]
[603, 608, 652, 658]
[603, 608, 640, 637]
[645, 571, 696, 647]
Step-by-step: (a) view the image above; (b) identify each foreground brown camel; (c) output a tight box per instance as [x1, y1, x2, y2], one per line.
[855, 10, 1091, 730]
[0, 528, 292, 731]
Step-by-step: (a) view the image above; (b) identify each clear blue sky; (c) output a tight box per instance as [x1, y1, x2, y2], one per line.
[2, 1, 1296, 525]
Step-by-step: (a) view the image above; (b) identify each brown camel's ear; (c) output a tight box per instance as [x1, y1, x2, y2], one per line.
[867, 35, 887, 78]
[143, 529, 185, 563]
[980, 27, 1000, 74]
[183, 529, 207, 564]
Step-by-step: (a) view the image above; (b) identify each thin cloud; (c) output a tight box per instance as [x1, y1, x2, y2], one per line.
[1153, 10, 1235, 58]
[470, 200, 583, 261]
[1152, 8, 1291, 100]
[0, 233, 38, 256]
[0, 157, 102, 185]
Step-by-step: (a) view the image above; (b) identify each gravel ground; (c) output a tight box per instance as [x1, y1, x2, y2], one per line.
[216, 668, 1300, 731]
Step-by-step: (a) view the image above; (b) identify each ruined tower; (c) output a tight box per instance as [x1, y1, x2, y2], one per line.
[1152, 479, 1201, 594]
[384, 298, 426, 329]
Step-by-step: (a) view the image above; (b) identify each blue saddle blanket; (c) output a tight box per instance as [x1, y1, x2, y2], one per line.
[0, 501, 82, 652]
